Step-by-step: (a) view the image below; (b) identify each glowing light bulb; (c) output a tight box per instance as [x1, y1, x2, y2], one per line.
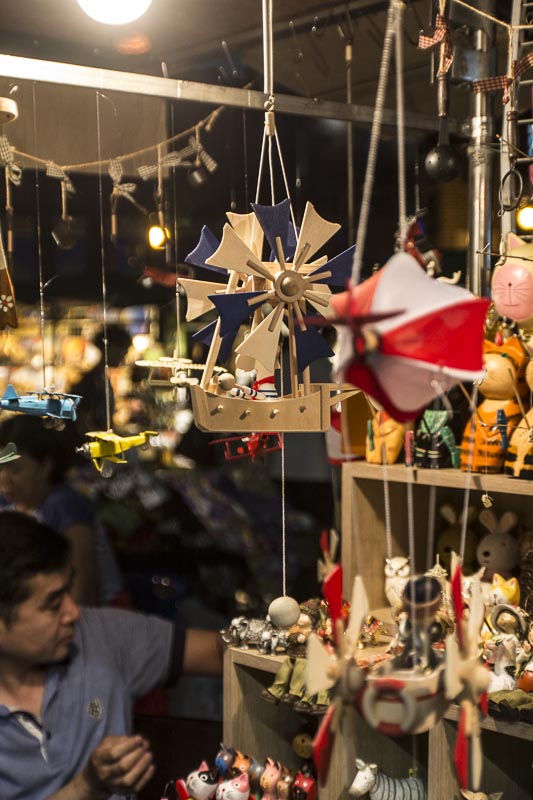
[148, 223, 168, 250]
[517, 204, 533, 231]
[76, 0, 152, 25]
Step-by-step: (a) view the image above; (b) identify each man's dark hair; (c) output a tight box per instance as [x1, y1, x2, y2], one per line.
[0, 511, 70, 625]
[0, 415, 73, 483]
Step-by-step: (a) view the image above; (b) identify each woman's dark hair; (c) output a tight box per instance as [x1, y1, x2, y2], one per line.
[0, 511, 70, 625]
[0, 415, 73, 483]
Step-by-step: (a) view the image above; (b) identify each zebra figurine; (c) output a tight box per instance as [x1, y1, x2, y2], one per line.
[349, 759, 426, 800]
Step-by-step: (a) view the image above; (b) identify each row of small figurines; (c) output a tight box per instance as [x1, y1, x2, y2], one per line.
[366, 334, 533, 479]
[161, 741, 500, 800]
[162, 742, 317, 800]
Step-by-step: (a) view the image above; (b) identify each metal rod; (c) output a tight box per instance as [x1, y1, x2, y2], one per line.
[0, 53, 446, 131]
[466, 2, 495, 297]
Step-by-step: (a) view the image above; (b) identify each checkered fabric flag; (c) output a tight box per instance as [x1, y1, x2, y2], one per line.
[108, 159, 137, 205]
[473, 53, 533, 104]
[45, 161, 75, 194]
[137, 145, 196, 180]
[187, 136, 218, 173]
[418, 14, 454, 75]
[0, 136, 22, 186]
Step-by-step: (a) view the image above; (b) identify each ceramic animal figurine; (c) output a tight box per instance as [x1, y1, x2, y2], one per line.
[247, 757, 265, 800]
[476, 509, 520, 582]
[384, 556, 411, 607]
[436, 503, 478, 575]
[414, 408, 459, 468]
[231, 751, 251, 778]
[491, 231, 533, 330]
[215, 744, 236, 778]
[515, 618, 533, 692]
[461, 792, 503, 800]
[505, 359, 533, 478]
[259, 758, 281, 800]
[487, 573, 521, 607]
[291, 771, 317, 800]
[276, 767, 295, 799]
[460, 336, 529, 473]
[261, 599, 329, 713]
[485, 603, 526, 693]
[349, 759, 426, 799]
[186, 762, 219, 800]
[365, 410, 406, 464]
[216, 771, 250, 800]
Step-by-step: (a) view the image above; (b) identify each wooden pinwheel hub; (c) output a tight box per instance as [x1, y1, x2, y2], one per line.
[274, 269, 306, 303]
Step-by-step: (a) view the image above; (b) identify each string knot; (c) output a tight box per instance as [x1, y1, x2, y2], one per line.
[0, 136, 22, 186]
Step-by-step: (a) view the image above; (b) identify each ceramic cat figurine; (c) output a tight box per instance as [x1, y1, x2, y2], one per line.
[460, 336, 529, 473]
[186, 762, 219, 800]
[216, 771, 250, 800]
[505, 359, 533, 478]
[259, 758, 281, 800]
[492, 231, 533, 330]
[487, 573, 521, 607]
[365, 410, 406, 464]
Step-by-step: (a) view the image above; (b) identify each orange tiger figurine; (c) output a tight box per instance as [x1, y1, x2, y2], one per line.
[460, 336, 529, 473]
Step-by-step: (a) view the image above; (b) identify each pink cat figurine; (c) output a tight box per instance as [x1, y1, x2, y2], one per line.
[216, 771, 250, 800]
[259, 758, 281, 800]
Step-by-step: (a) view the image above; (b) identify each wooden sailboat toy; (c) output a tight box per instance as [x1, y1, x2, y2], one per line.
[183, 198, 357, 433]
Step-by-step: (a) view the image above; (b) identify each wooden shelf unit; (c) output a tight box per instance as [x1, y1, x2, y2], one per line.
[222, 463, 533, 799]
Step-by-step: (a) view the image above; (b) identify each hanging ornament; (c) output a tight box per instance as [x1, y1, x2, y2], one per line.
[0, 134, 22, 264]
[47, 162, 76, 250]
[0, 216, 17, 328]
[331, 251, 489, 422]
[108, 158, 144, 243]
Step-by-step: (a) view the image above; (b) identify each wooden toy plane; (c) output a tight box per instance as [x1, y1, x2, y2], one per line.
[77, 429, 157, 476]
[0, 384, 81, 428]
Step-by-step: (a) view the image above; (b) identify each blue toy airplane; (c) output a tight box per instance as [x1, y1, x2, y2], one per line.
[0, 384, 82, 428]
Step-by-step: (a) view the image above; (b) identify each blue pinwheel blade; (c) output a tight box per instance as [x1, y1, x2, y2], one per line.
[294, 324, 334, 373]
[192, 320, 236, 364]
[252, 199, 290, 260]
[209, 291, 265, 337]
[185, 226, 224, 274]
[286, 221, 299, 259]
[308, 244, 356, 287]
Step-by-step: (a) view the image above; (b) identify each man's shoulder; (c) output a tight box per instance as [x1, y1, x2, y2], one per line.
[78, 607, 174, 643]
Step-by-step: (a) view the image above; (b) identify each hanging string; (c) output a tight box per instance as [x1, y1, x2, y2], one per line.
[274, 127, 299, 236]
[351, 0, 397, 283]
[31, 84, 47, 390]
[169, 107, 182, 363]
[268, 135, 275, 204]
[95, 91, 111, 432]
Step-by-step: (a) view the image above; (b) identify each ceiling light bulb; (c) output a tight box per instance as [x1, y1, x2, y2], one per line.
[76, 0, 152, 25]
[517, 204, 533, 231]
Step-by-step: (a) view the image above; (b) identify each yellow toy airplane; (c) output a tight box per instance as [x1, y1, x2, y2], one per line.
[77, 430, 157, 476]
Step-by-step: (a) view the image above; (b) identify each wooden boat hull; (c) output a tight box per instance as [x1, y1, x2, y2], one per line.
[190, 383, 341, 433]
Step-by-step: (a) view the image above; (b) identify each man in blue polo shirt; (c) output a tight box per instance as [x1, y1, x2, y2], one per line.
[0, 511, 223, 799]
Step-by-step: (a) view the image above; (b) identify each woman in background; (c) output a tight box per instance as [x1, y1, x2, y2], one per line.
[0, 414, 122, 606]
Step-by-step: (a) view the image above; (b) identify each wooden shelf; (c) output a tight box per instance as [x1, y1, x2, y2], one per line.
[342, 462, 533, 495]
[223, 464, 533, 799]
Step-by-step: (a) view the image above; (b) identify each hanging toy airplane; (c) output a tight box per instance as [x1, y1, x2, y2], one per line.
[0, 441, 19, 464]
[0, 384, 81, 428]
[330, 251, 490, 422]
[76, 430, 157, 477]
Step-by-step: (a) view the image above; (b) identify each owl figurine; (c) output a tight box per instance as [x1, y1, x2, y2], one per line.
[384, 556, 411, 607]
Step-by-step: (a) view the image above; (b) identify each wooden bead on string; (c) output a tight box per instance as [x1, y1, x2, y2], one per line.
[268, 595, 300, 628]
